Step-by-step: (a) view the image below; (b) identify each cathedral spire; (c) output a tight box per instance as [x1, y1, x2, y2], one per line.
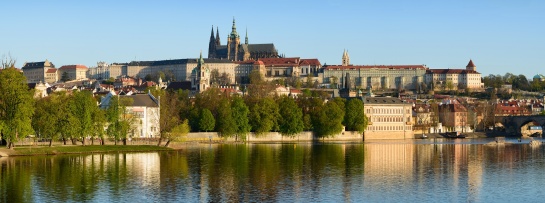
[208, 25, 216, 59]
[230, 17, 238, 38]
[216, 26, 221, 46]
[245, 28, 248, 44]
[199, 50, 204, 65]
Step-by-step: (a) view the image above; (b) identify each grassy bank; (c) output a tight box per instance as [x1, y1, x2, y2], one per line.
[3, 145, 173, 156]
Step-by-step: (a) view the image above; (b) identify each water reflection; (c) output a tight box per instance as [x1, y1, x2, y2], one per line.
[2, 142, 545, 202]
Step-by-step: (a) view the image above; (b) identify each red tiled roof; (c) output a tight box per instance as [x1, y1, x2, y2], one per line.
[59, 65, 88, 70]
[299, 59, 321, 66]
[46, 68, 57, 73]
[466, 59, 476, 67]
[427, 69, 479, 74]
[258, 57, 300, 66]
[290, 88, 302, 94]
[495, 105, 531, 115]
[324, 65, 426, 70]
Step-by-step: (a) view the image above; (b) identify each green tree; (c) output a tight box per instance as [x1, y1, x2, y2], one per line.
[250, 97, 280, 135]
[150, 89, 181, 146]
[106, 96, 135, 145]
[0, 68, 35, 148]
[69, 91, 98, 146]
[91, 107, 106, 145]
[278, 96, 304, 136]
[199, 109, 215, 132]
[216, 98, 237, 137]
[344, 99, 368, 133]
[165, 119, 190, 147]
[61, 71, 70, 82]
[231, 97, 251, 140]
[312, 101, 345, 138]
[32, 92, 67, 146]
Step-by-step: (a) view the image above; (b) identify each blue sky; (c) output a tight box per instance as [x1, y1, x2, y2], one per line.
[1, 0, 544, 78]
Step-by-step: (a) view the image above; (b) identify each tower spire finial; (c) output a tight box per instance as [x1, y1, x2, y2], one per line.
[245, 27, 248, 44]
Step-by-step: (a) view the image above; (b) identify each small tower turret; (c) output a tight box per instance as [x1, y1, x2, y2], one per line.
[466, 59, 476, 71]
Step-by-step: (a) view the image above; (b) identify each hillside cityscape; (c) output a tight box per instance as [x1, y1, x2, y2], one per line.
[3, 1, 545, 202]
[2, 18, 545, 147]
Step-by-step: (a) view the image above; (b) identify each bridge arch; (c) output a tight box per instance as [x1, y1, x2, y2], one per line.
[502, 116, 545, 136]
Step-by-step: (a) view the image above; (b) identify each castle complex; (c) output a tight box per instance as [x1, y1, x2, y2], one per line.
[24, 18, 484, 95]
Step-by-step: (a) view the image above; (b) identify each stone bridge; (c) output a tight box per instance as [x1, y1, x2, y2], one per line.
[502, 115, 545, 136]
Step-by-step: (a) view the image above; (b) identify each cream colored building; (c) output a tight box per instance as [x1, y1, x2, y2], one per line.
[425, 60, 484, 90]
[363, 96, 414, 140]
[21, 60, 56, 83]
[59, 65, 88, 81]
[100, 92, 160, 138]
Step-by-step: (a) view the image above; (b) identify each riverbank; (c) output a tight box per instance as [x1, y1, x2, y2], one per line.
[0, 145, 172, 157]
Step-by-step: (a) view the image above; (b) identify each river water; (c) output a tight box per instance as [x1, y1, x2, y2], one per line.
[2, 138, 545, 202]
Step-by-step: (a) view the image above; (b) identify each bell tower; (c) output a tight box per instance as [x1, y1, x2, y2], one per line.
[227, 18, 240, 61]
[342, 49, 350, 66]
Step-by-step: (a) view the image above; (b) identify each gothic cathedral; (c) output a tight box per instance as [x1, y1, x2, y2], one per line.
[208, 18, 279, 61]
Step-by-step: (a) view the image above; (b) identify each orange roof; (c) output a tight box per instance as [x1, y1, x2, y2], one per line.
[59, 65, 88, 70]
[46, 68, 57, 73]
[324, 65, 426, 70]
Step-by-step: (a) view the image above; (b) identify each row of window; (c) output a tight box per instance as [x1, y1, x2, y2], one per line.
[367, 125, 412, 131]
[366, 108, 410, 114]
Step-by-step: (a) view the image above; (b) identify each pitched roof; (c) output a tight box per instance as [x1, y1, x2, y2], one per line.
[466, 59, 476, 67]
[439, 104, 467, 112]
[427, 69, 480, 74]
[259, 57, 300, 66]
[46, 68, 57, 73]
[22, 61, 55, 70]
[299, 59, 321, 66]
[166, 81, 192, 91]
[324, 65, 426, 70]
[59, 65, 88, 70]
[363, 97, 406, 104]
[121, 94, 159, 107]
[244, 43, 277, 53]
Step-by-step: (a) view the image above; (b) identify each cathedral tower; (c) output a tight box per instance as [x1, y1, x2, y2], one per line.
[208, 26, 216, 59]
[342, 49, 350, 66]
[227, 18, 240, 61]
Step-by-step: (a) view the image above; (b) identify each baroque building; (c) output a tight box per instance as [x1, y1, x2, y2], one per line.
[363, 96, 414, 140]
[208, 18, 279, 61]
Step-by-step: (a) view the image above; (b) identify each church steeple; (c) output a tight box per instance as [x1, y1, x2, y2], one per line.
[342, 49, 350, 66]
[215, 26, 221, 46]
[208, 25, 216, 59]
[230, 17, 239, 38]
[245, 28, 248, 44]
[227, 17, 241, 61]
